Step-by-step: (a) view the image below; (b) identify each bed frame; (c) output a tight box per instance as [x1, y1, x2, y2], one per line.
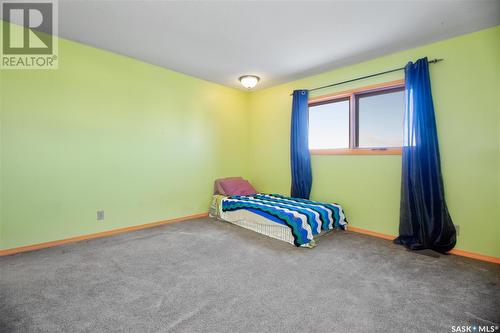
[210, 196, 339, 248]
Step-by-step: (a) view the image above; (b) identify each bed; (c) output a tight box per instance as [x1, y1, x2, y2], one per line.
[210, 192, 348, 248]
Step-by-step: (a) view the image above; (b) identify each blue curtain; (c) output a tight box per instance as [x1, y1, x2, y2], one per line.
[290, 90, 312, 199]
[394, 57, 456, 253]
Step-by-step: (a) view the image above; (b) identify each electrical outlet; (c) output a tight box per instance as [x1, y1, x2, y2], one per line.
[97, 210, 104, 221]
[455, 225, 459, 236]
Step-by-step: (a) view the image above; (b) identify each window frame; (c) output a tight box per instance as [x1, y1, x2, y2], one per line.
[308, 79, 405, 155]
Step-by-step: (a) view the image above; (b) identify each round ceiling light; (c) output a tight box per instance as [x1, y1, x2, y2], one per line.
[239, 75, 260, 89]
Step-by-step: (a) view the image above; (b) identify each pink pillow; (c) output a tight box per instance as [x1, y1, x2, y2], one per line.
[214, 177, 243, 195]
[220, 179, 257, 196]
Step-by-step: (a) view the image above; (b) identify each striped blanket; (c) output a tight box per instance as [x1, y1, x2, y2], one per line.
[221, 194, 347, 246]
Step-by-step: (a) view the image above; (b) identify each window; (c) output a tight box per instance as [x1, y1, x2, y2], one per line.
[309, 99, 349, 149]
[308, 80, 404, 155]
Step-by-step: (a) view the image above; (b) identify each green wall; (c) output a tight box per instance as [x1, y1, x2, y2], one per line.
[0, 37, 250, 249]
[1, 25, 498, 258]
[247, 26, 500, 258]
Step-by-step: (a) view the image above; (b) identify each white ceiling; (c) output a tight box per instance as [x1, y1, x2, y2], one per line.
[58, 0, 500, 90]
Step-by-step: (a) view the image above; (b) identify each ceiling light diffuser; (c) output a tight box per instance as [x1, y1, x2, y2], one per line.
[239, 75, 260, 89]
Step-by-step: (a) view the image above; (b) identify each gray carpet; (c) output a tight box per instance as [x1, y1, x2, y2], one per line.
[1, 218, 499, 333]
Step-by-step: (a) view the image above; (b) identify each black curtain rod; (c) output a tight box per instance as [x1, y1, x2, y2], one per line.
[292, 58, 444, 95]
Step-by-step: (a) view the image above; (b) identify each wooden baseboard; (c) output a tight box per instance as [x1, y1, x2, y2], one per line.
[447, 249, 500, 264]
[347, 225, 500, 264]
[2, 216, 498, 265]
[0, 212, 209, 257]
[347, 226, 396, 241]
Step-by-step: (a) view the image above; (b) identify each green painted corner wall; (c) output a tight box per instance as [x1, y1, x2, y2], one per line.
[0, 36, 250, 249]
[1, 25, 498, 258]
[247, 26, 500, 258]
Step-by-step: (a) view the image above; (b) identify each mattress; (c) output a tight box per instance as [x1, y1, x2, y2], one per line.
[210, 195, 345, 248]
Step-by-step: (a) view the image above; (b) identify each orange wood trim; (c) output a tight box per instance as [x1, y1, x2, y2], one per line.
[310, 148, 402, 155]
[349, 94, 356, 149]
[308, 79, 405, 105]
[447, 249, 500, 264]
[347, 226, 500, 264]
[0, 212, 209, 257]
[347, 226, 396, 240]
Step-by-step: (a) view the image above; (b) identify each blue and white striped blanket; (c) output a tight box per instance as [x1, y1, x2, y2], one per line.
[221, 194, 347, 246]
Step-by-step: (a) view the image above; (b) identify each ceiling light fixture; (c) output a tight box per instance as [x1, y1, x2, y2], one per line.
[239, 75, 260, 89]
